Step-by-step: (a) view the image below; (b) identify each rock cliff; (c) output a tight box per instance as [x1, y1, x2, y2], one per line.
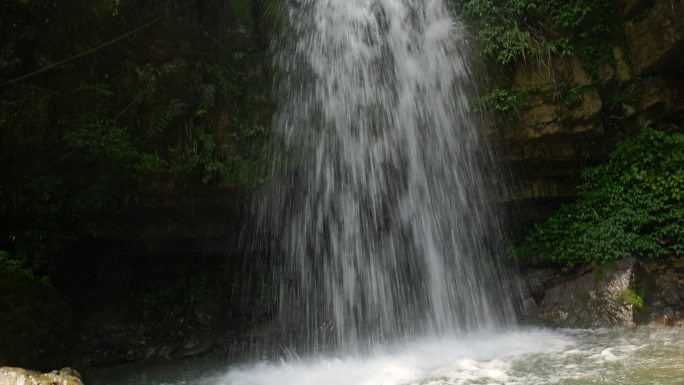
[490, 0, 684, 229]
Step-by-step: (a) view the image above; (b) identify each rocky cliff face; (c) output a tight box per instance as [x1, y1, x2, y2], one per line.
[491, 0, 684, 228]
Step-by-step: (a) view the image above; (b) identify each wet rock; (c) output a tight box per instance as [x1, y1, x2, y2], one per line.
[55, 368, 81, 380]
[521, 297, 538, 316]
[193, 298, 221, 328]
[528, 256, 684, 328]
[638, 256, 684, 326]
[537, 258, 638, 328]
[0, 367, 83, 385]
[661, 284, 680, 306]
[75, 293, 243, 367]
[520, 268, 559, 302]
[625, 0, 684, 74]
[620, 0, 652, 19]
[172, 336, 214, 359]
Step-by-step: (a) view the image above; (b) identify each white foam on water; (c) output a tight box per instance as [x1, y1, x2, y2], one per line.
[88, 327, 684, 385]
[211, 329, 575, 385]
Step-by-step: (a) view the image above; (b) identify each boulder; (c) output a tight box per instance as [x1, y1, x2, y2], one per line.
[522, 256, 684, 328]
[0, 367, 83, 385]
[536, 257, 639, 328]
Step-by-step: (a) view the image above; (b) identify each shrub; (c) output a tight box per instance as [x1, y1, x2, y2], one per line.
[0, 251, 45, 282]
[450, 0, 619, 70]
[518, 125, 684, 267]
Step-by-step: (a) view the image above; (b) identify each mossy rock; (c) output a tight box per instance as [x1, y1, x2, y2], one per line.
[0, 272, 72, 368]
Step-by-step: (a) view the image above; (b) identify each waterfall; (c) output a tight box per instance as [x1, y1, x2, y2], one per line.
[256, 0, 518, 354]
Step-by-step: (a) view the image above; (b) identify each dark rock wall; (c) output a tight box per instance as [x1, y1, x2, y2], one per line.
[1, 0, 275, 369]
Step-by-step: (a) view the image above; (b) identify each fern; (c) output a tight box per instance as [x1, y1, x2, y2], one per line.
[195, 84, 216, 118]
[150, 99, 186, 133]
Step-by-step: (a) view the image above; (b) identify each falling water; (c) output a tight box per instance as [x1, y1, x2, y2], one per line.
[256, 0, 518, 353]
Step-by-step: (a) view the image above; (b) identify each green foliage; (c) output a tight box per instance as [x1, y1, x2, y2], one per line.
[151, 99, 187, 132]
[0, 251, 44, 282]
[227, 124, 270, 187]
[621, 289, 644, 309]
[450, 0, 619, 69]
[480, 88, 530, 118]
[518, 125, 684, 267]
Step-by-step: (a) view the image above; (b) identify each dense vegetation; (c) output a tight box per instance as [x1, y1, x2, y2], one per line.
[518, 126, 684, 267]
[449, 0, 622, 120]
[450, 0, 619, 68]
[0, 0, 270, 273]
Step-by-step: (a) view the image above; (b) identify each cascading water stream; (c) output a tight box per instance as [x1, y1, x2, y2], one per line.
[256, 0, 519, 354]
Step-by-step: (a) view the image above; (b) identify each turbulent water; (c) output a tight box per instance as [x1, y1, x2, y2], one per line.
[90, 328, 684, 385]
[256, 0, 517, 353]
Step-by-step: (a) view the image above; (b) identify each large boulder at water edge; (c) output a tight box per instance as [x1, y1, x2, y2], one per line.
[0, 367, 83, 385]
[521, 256, 684, 328]
[537, 258, 640, 327]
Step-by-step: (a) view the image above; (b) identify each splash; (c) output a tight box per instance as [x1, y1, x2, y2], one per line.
[88, 328, 684, 385]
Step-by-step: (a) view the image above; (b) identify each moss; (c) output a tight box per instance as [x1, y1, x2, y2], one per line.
[621, 289, 644, 309]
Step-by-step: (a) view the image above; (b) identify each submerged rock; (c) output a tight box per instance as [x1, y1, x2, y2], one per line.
[0, 367, 83, 385]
